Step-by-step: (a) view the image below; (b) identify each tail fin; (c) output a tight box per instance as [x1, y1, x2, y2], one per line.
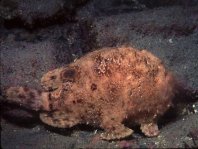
[5, 87, 50, 111]
[173, 78, 198, 104]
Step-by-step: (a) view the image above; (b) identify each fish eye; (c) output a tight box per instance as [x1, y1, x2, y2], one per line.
[63, 69, 76, 78]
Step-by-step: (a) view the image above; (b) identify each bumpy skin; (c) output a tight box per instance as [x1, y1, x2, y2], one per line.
[6, 47, 175, 140]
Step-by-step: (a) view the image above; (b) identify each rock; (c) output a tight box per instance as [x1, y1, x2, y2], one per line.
[77, 0, 198, 20]
[140, 0, 198, 8]
[0, 0, 88, 28]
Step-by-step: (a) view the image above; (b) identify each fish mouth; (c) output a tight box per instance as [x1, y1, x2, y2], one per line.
[48, 87, 58, 92]
[41, 85, 58, 92]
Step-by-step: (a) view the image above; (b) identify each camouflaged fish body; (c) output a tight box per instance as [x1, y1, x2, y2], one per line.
[6, 47, 175, 140]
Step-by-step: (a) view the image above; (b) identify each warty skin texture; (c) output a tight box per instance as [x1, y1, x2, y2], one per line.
[6, 47, 176, 140]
